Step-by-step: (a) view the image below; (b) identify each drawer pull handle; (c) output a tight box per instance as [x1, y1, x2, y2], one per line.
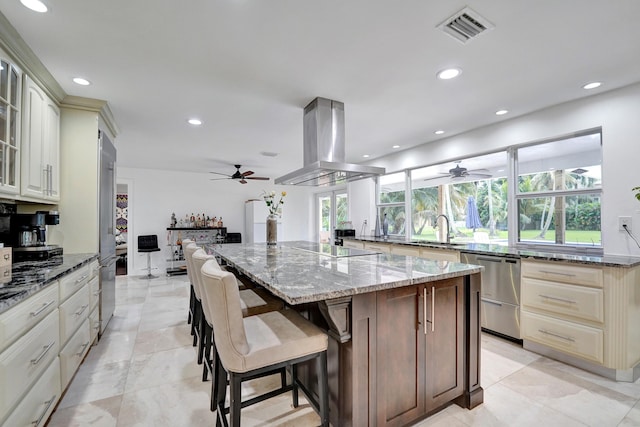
[76, 341, 90, 357]
[31, 341, 55, 365]
[74, 304, 89, 317]
[482, 299, 503, 307]
[31, 394, 57, 426]
[539, 270, 576, 277]
[538, 294, 577, 304]
[538, 329, 575, 342]
[75, 274, 89, 284]
[30, 300, 55, 317]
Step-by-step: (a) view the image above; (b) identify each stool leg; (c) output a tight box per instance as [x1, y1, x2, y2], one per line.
[291, 364, 299, 408]
[215, 358, 228, 426]
[192, 300, 200, 347]
[146, 253, 151, 277]
[317, 351, 329, 427]
[188, 285, 194, 326]
[197, 307, 205, 365]
[230, 373, 242, 427]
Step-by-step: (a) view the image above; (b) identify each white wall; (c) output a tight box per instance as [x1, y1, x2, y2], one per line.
[353, 82, 640, 257]
[117, 166, 313, 274]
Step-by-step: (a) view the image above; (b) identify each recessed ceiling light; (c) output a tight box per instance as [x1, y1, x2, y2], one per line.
[72, 77, 90, 86]
[583, 82, 602, 90]
[495, 109, 509, 116]
[20, 0, 47, 12]
[187, 118, 202, 126]
[437, 68, 462, 80]
[434, 130, 445, 135]
[362, 154, 370, 158]
[392, 145, 400, 149]
[260, 151, 279, 157]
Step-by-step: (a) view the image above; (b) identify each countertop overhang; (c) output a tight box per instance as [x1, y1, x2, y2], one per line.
[209, 241, 482, 305]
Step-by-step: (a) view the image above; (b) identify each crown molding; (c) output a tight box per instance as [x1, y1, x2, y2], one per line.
[61, 95, 120, 137]
[0, 11, 65, 103]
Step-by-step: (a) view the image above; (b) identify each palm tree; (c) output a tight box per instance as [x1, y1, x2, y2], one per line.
[411, 187, 438, 235]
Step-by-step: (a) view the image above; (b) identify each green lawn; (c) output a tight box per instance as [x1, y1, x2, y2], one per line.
[412, 227, 601, 245]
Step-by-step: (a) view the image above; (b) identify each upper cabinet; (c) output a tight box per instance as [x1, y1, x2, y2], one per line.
[0, 57, 22, 195]
[21, 75, 60, 202]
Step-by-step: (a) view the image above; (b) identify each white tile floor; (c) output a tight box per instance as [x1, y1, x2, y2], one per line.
[47, 274, 640, 427]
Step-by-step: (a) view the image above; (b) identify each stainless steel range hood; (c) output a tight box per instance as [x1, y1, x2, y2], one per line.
[275, 97, 385, 186]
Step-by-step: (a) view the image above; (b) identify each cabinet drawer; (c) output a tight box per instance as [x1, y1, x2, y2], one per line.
[59, 265, 91, 302]
[59, 285, 90, 346]
[88, 275, 100, 311]
[522, 277, 603, 323]
[522, 261, 603, 288]
[342, 240, 364, 250]
[522, 310, 603, 364]
[419, 248, 460, 262]
[0, 309, 59, 420]
[89, 305, 100, 344]
[2, 358, 60, 427]
[364, 243, 391, 253]
[60, 319, 91, 389]
[390, 246, 421, 257]
[0, 284, 58, 353]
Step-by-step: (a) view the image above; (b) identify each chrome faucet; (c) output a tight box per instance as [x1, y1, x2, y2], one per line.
[435, 214, 451, 244]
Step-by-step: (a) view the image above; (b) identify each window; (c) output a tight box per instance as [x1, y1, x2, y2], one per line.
[377, 172, 406, 236]
[317, 191, 348, 243]
[410, 152, 508, 244]
[515, 131, 602, 250]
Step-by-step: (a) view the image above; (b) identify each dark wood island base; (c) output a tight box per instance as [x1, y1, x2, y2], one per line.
[318, 272, 483, 426]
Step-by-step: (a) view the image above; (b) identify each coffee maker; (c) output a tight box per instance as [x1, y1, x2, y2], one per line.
[0, 212, 63, 261]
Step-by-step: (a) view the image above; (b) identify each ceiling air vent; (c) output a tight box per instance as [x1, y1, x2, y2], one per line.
[438, 7, 494, 44]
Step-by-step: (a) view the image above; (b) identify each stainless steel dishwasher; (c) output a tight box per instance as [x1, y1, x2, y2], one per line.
[461, 252, 521, 341]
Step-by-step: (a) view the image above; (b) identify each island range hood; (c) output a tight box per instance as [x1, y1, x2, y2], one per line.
[275, 97, 385, 186]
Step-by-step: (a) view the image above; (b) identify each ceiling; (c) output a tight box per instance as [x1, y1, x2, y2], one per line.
[1, 1, 639, 181]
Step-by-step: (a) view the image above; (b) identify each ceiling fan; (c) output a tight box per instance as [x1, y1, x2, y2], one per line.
[210, 165, 270, 184]
[424, 163, 492, 181]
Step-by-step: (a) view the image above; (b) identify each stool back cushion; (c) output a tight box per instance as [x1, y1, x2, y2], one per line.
[201, 260, 250, 366]
[184, 243, 200, 294]
[192, 249, 220, 323]
[138, 235, 159, 250]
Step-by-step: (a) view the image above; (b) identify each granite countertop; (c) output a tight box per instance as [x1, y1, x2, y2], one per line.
[208, 241, 482, 305]
[347, 236, 640, 267]
[0, 253, 99, 315]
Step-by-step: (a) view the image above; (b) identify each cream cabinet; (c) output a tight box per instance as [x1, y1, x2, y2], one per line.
[0, 309, 59, 421]
[1, 357, 60, 427]
[342, 240, 364, 250]
[0, 54, 22, 195]
[419, 247, 460, 262]
[60, 319, 91, 388]
[364, 242, 392, 253]
[21, 75, 60, 202]
[521, 259, 640, 381]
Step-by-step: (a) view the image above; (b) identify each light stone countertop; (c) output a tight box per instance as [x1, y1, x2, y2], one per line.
[208, 241, 482, 305]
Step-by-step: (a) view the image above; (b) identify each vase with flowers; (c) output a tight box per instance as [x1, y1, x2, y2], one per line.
[263, 190, 286, 246]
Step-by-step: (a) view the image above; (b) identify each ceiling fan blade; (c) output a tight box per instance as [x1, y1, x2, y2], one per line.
[239, 179, 247, 184]
[241, 170, 255, 177]
[210, 177, 231, 181]
[467, 168, 491, 174]
[244, 176, 270, 181]
[210, 171, 232, 177]
[467, 173, 493, 179]
[423, 173, 450, 181]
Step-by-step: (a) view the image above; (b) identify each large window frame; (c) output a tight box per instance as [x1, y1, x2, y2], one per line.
[375, 128, 602, 254]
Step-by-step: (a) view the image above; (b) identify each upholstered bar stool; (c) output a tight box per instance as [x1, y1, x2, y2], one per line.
[192, 248, 284, 381]
[200, 261, 329, 427]
[183, 243, 201, 347]
[181, 238, 195, 327]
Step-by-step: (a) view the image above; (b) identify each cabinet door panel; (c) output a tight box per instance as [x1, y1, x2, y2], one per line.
[425, 278, 464, 411]
[376, 285, 425, 427]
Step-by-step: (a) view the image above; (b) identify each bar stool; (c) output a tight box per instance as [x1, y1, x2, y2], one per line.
[200, 260, 329, 427]
[192, 248, 284, 381]
[183, 243, 201, 347]
[137, 234, 161, 278]
[181, 238, 195, 327]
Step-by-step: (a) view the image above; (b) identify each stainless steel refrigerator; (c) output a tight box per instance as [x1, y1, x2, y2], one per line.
[98, 131, 117, 335]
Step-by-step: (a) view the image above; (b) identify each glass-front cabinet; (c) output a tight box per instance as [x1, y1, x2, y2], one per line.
[0, 56, 21, 195]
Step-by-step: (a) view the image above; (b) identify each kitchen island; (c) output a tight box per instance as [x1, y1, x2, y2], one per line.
[208, 241, 483, 427]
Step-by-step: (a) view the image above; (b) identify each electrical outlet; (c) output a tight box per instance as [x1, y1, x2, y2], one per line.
[619, 216, 632, 231]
